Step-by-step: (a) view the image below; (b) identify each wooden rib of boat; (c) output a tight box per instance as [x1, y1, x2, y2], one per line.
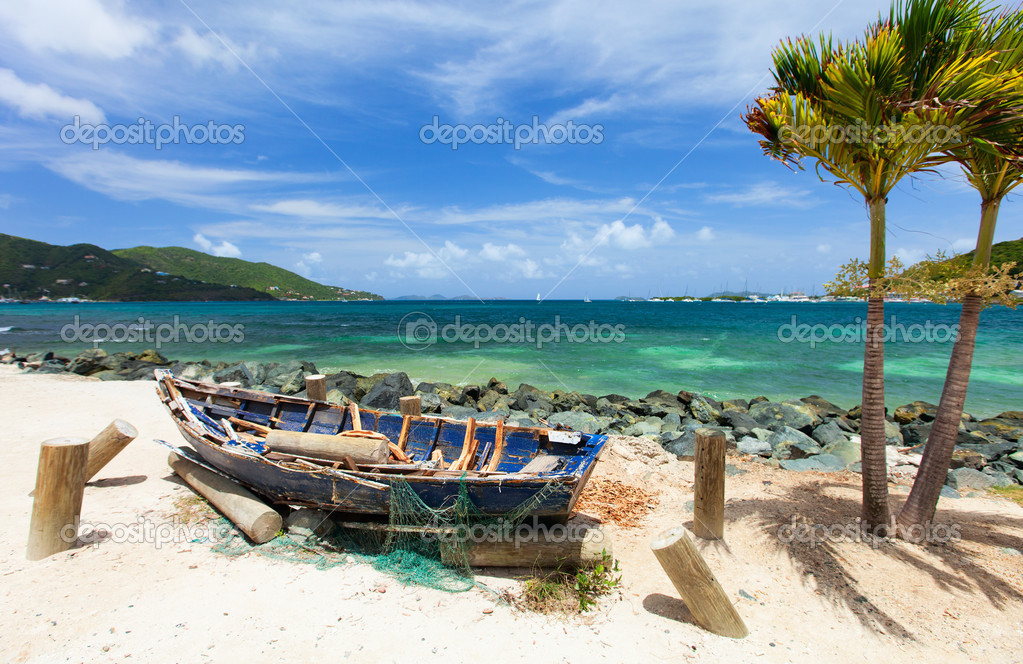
[154, 369, 607, 521]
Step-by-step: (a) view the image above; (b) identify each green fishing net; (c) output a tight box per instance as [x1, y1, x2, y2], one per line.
[207, 475, 563, 593]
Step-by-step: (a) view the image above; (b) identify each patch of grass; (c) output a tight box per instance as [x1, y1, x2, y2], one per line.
[172, 492, 216, 524]
[511, 550, 623, 614]
[990, 485, 1023, 507]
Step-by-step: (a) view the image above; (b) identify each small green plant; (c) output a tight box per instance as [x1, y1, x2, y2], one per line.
[514, 550, 623, 614]
[573, 550, 622, 612]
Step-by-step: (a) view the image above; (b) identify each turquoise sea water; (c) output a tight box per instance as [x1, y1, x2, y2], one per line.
[1, 300, 1020, 417]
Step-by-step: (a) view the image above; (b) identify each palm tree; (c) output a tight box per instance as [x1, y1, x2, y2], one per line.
[745, 0, 1016, 534]
[897, 9, 1023, 538]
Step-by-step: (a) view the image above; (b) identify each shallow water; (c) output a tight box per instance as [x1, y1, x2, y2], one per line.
[1, 300, 1020, 417]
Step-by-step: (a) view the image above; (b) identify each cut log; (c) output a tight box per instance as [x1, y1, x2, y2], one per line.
[305, 374, 327, 402]
[440, 523, 611, 568]
[399, 396, 422, 417]
[694, 428, 725, 540]
[27, 437, 90, 561]
[650, 526, 748, 639]
[265, 430, 390, 464]
[84, 419, 138, 482]
[168, 451, 282, 544]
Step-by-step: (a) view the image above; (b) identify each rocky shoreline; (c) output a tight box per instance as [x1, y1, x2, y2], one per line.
[5, 346, 1022, 490]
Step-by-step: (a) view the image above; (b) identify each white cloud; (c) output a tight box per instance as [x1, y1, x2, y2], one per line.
[46, 152, 331, 210]
[952, 237, 976, 252]
[817, 243, 831, 254]
[0, 0, 152, 59]
[384, 241, 468, 279]
[0, 68, 105, 123]
[696, 226, 715, 241]
[251, 199, 393, 220]
[704, 182, 815, 208]
[194, 233, 242, 258]
[303, 251, 323, 264]
[480, 242, 526, 262]
[173, 26, 262, 71]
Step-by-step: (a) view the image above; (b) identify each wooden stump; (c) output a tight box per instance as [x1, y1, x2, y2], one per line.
[651, 526, 748, 639]
[27, 437, 90, 561]
[305, 374, 327, 401]
[168, 451, 282, 544]
[399, 395, 421, 417]
[694, 428, 725, 540]
[85, 419, 138, 482]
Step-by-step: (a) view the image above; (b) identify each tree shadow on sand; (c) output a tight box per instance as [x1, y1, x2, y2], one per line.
[726, 480, 1023, 640]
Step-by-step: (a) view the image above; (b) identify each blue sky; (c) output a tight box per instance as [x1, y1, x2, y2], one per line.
[0, 0, 1020, 299]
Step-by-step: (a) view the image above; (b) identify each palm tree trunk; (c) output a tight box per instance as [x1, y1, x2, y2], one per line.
[860, 286, 892, 535]
[896, 199, 998, 539]
[896, 293, 983, 537]
[860, 197, 891, 535]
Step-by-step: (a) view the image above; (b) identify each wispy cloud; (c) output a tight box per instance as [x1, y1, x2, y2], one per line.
[0, 68, 105, 123]
[704, 182, 816, 208]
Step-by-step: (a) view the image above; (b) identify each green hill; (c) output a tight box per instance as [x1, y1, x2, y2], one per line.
[963, 236, 1023, 276]
[113, 246, 381, 300]
[0, 234, 273, 301]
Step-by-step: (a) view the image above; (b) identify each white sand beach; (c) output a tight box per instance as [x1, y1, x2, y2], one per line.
[1, 365, 1021, 664]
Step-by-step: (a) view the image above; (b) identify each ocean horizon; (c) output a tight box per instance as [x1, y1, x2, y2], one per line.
[1, 299, 1020, 418]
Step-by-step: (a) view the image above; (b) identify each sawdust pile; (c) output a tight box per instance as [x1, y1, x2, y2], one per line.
[573, 478, 659, 528]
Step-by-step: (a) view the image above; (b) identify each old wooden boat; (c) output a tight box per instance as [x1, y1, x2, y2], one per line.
[154, 370, 607, 521]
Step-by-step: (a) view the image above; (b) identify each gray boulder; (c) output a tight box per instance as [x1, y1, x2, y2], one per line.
[946, 467, 1011, 490]
[822, 439, 861, 466]
[737, 436, 772, 457]
[361, 372, 414, 410]
[547, 411, 605, 434]
[811, 420, 848, 447]
[780, 454, 845, 472]
[67, 348, 110, 375]
[440, 405, 478, 420]
[721, 410, 759, 431]
[749, 401, 819, 431]
[768, 426, 822, 460]
[799, 395, 848, 419]
[212, 362, 255, 387]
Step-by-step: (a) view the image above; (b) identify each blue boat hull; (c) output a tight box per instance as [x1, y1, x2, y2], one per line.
[158, 372, 606, 521]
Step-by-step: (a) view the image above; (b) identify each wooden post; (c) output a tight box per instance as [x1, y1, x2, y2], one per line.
[399, 395, 421, 417]
[651, 526, 748, 639]
[27, 437, 90, 561]
[84, 419, 138, 482]
[348, 402, 362, 431]
[168, 451, 282, 544]
[305, 374, 327, 401]
[694, 428, 725, 540]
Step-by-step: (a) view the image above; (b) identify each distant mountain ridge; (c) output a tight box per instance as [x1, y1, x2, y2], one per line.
[114, 246, 380, 300]
[961, 236, 1023, 276]
[0, 234, 381, 301]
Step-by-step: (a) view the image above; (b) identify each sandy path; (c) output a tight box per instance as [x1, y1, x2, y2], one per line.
[1, 366, 1021, 664]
